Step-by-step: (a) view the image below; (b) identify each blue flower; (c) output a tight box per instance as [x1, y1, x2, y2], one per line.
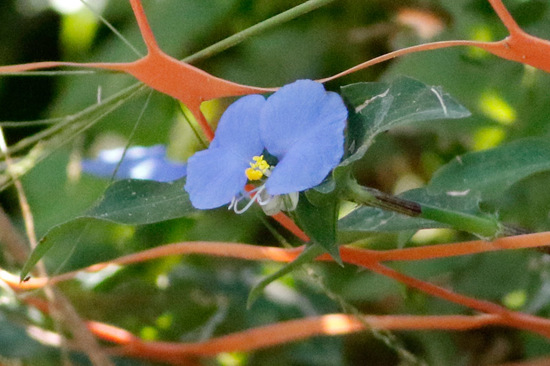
[82, 145, 186, 182]
[185, 80, 348, 210]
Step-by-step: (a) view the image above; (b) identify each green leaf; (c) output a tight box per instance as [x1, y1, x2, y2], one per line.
[21, 177, 196, 280]
[339, 206, 449, 232]
[339, 86, 393, 167]
[294, 193, 341, 263]
[340, 76, 470, 164]
[427, 137, 550, 200]
[86, 177, 195, 225]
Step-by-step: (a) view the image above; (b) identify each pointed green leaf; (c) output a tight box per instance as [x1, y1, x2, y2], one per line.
[86, 177, 195, 225]
[294, 193, 341, 264]
[340, 86, 393, 165]
[340, 76, 470, 165]
[21, 218, 101, 280]
[427, 137, 550, 200]
[21, 177, 196, 280]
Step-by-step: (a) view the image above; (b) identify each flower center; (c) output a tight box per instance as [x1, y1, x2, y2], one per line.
[245, 155, 271, 181]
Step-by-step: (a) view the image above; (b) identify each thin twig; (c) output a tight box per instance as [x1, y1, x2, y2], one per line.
[183, 0, 337, 64]
[80, 0, 143, 57]
[0, 206, 29, 265]
[0, 127, 114, 366]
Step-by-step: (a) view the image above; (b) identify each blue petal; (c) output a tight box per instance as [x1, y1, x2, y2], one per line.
[210, 94, 266, 160]
[265, 126, 344, 195]
[260, 80, 347, 194]
[184, 94, 266, 209]
[82, 145, 186, 182]
[184, 148, 249, 209]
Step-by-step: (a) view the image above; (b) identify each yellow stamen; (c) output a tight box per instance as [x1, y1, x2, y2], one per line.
[245, 168, 264, 180]
[245, 155, 271, 181]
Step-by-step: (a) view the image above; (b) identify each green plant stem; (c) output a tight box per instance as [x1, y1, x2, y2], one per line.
[0, 83, 147, 191]
[183, 0, 337, 64]
[247, 243, 325, 308]
[344, 179, 524, 238]
[2, 83, 145, 158]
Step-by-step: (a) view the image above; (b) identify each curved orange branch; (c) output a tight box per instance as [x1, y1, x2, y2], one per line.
[365, 262, 550, 338]
[20, 298, 510, 363]
[112, 313, 502, 362]
[7, 232, 550, 338]
[271, 212, 310, 242]
[342, 231, 550, 263]
[0, 0, 273, 141]
[488, 0, 522, 34]
[6, 231, 550, 291]
[321, 0, 550, 81]
[3, 0, 550, 143]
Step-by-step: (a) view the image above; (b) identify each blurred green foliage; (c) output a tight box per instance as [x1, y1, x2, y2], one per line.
[2, 0, 550, 365]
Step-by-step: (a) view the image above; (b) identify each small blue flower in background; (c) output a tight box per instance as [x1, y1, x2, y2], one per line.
[185, 80, 348, 211]
[81, 145, 186, 182]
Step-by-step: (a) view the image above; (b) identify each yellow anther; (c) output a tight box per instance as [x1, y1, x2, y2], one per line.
[246, 168, 263, 181]
[257, 161, 269, 171]
[245, 155, 271, 181]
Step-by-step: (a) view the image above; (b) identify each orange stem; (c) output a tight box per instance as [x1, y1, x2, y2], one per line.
[488, 0, 522, 34]
[112, 313, 502, 361]
[3, 0, 550, 142]
[320, 0, 550, 80]
[7, 231, 550, 291]
[340, 231, 550, 263]
[0, 1, 274, 141]
[21, 297, 511, 363]
[8, 233, 550, 338]
[365, 262, 550, 338]
[271, 212, 310, 242]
